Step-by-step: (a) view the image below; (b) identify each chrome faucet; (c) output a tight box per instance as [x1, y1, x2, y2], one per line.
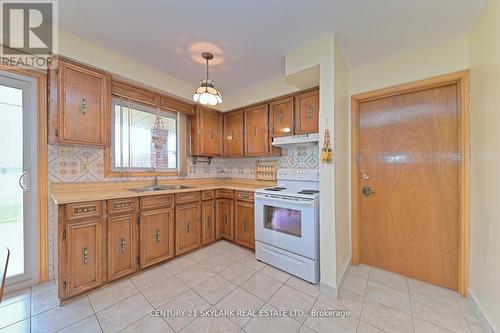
[153, 176, 159, 187]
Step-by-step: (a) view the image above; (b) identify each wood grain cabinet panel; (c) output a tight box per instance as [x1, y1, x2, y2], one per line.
[175, 203, 201, 255]
[223, 111, 244, 157]
[107, 214, 137, 281]
[139, 208, 174, 269]
[294, 90, 319, 134]
[244, 104, 269, 156]
[216, 199, 234, 240]
[65, 219, 104, 298]
[235, 202, 255, 250]
[270, 97, 294, 137]
[191, 105, 223, 156]
[202, 200, 215, 244]
[49, 60, 110, 146]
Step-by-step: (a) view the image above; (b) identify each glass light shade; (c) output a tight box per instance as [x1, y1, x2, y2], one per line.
[192, 78, 222, 105]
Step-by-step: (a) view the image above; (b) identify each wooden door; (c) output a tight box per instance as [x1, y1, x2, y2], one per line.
[65, 219, 104, 297]
[139, 208, 174, 269]
[223, 111, 244, 157]
[294, 90, 319, 134]
[244, 104, 269, 156]
[58, 61, 108, 145]
[357, 84, 459, 290]
[201, 107, 222, 156]
[175, 203, 201, 255]
[202, 200, 215, 244]
[235, 202, 255, 249]
[216, 199, 234, 240]
[270, 97, 294, 137]
[107, 214, 137, 281]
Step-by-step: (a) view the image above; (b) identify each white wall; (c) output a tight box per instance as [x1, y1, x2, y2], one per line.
[350, 35, 469, 95]
[468, 0, 500, 330]
[286, 36, 337, 291]
[333, 41, 351, 285]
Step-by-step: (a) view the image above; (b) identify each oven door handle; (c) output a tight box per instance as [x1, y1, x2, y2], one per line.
[255, 195, 315, 208]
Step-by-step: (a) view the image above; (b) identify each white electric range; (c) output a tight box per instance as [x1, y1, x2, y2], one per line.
[254, 168, 320, 283]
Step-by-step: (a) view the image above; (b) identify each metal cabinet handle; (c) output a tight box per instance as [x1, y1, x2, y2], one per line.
[120, 238, 126, 254]
[80, 98, 87, 115]
[155, 230, 160, 243]
[231, 130, 234, 139]
[224, 214, 228, 225]
[307, 106, 313, 119]
[279, 111, 284, 124]
[187, 222, 191, 234]
[211, 128, 214, 139]
[254, 127, 257, 136]
[207, 216, 211, 227]
[243, 219, 247, 231]
[82, 247, 89, 264]
[18, 171, 29, 192]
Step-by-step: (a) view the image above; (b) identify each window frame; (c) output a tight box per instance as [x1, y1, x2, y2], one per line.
[104, 97, 180, 177]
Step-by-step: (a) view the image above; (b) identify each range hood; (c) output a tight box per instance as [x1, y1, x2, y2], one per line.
[271, 133, 319, 147]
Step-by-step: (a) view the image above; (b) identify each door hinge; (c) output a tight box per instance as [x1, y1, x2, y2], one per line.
[62, 281, 66, 289]
[136, 216, 140, 224]
[62, 229, 66, 240]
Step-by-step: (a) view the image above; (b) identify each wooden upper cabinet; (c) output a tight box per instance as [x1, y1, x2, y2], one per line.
[244, 104, 269, 156]
[223, 110, 244, 157]
[175, 202, 201, 255]
[191, 105, 223, 156]
[294, 90, 319, 134]
[160, 95, 194, 116]
[139, 207, 174, 269]
[270, 97, 294, 137]
[49, 59, 110, 146]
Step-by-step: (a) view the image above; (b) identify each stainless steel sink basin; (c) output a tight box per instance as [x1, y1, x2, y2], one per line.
[127, 185, 196, 192]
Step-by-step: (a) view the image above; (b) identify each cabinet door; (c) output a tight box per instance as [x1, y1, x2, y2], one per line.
[202, 200, 215, 244]
[223, 111, 244, 157]
[107, 214, 137, 281]
[176, 203, 201, 255]
[201, 107, 222, 156]
[295, 90, 319, 134]
[270, 97, 294, 137]
[65, 219, 104, 298]
[58, 61, 108, 145]
[245, 104, 269, 156]
[235, 202, 255, 249]
[140, 208, 174, 269]
[216, 199, 234, 240]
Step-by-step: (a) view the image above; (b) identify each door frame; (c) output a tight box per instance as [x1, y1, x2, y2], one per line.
[1, 66, 48, 283]
[350, 70, 470, 296]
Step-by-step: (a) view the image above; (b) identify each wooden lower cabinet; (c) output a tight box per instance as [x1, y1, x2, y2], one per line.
[235, 201, 255, 249]
[202, 200, 216, 244]
[175, 202, 201, 255]
[216, 199, 234, 240]
[65, 219, 105, 298]
[139, 207, 175, 269]
[107, 214, 137, 281]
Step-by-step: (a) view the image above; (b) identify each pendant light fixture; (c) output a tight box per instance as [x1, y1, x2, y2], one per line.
[192, 52, 223, 106]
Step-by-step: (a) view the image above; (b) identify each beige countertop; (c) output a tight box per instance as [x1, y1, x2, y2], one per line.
[51, 178, 275, 204]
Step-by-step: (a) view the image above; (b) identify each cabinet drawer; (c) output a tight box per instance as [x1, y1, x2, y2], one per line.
[235, 191, 254, 202]
[175, 191, 201, 205]
[202, 190, 215, 201]
[140, 195, 173, 210]
[66, 201, 102, 221]
[216, 189, 234, 199]
[108, 198, 138, 215]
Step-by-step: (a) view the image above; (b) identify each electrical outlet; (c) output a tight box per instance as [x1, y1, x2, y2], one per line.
[57, 147, 73, 157]
[80, 163, 89, 172]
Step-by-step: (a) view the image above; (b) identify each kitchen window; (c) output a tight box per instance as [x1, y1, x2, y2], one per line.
[107, 97, 180, 176]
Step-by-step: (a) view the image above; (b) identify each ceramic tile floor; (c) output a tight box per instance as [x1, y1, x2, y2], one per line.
[0, 240, 490, 333]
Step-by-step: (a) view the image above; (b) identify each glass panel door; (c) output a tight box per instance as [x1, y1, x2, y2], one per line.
[264, 205, 302, 238]
[0, 71, 37, 288]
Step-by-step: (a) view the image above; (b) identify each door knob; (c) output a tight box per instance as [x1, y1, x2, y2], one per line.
[362, 186, 375, 197]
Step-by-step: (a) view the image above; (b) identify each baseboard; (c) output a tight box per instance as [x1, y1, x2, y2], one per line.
[320, 282, 337, 298]
[336, 257, 352, 293]
[468, 290, 497, 333]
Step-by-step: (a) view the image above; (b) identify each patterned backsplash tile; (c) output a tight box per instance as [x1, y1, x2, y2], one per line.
[46, 143, 319, 279]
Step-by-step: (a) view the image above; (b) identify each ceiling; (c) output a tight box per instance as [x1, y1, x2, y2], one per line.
[59, 0, 484, 95]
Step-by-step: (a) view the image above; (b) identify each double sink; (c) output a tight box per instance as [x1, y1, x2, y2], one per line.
[128, 184, 196, 193]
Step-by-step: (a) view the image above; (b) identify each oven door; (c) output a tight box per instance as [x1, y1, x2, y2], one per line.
[254, 194, 317, 259]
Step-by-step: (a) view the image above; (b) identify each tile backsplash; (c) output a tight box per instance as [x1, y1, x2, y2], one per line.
[46, 143, 318, 279]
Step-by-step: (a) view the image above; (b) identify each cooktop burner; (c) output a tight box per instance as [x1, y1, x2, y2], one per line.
[264, 187, 287, 191]
[298, 189, 319, 195]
